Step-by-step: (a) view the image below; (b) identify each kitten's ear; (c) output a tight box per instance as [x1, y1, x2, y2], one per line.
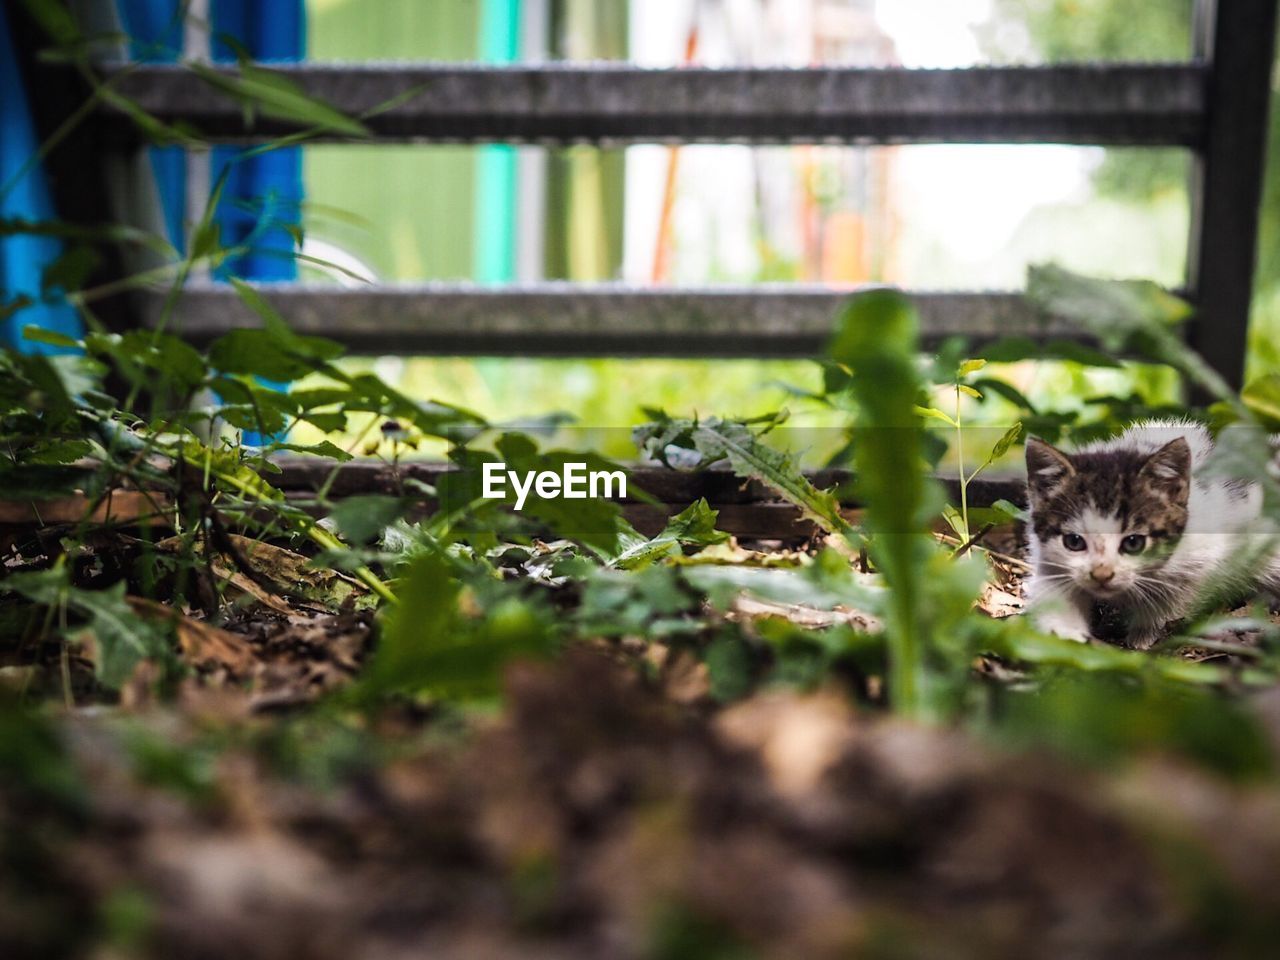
[1138, 436, 1191, 503]
[1025, 437, 1075, 499]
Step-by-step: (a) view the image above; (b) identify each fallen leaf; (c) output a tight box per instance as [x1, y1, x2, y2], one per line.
[127, 596, 255, 675]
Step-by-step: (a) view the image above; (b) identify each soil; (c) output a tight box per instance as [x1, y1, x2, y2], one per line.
[4, 528, 1280, 959]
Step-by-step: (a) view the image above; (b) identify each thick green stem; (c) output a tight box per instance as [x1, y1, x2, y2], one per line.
[955, 385, 970, 543]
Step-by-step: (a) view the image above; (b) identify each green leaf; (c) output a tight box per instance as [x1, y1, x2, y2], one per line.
[1045, 340, 1127, 368]
[21, 325, 81, 350]
[958, 358, 987, 377]
[327, 495, 407, 546]
[1242, 374, 1280, 428]
[985, 626, 1228, 686]
[300, 411, 349, 433]
[189, 62, 370, 137]
[610, 498, 729, 570]
[829, 289, 949, 718]
[914, 405, 957, 426]
[2, 573, 165, 689]
[74, 584, 167, 689]
[94, 86, 202, 147]
[969, 422, 1024, 483]
[1028, 264, 1192, 345]
[24, 438, 94, 465]
[0, 463, 89, 499]
[209, 329, 340, 381]
[228, 278, 293, 341]
[978, 336, 1123, 368]
[989, 499, 1027, 523]
[989, 421, 1023, 461]
[318, 368, 488, 441]
[88, 330, 207, 391]
[210, 280, 345, 379]
[269, 440, 353, 462]
[442, 439, 630, 555]
[41, 246, 100, 296]
[957, 384, 983, 399]
[17, 0, 83, 46]
[176, 439, 283, 503]
[970, 376, 1036, 412]
[208, 330, 297, 380]
[0, 217, 174, 256]
[941, 504, 967, 539]
[689, 419, 858, 543]
[705, 632, 753, 702]
[19, 354, 105, 415]
[361, 552, 550, 701]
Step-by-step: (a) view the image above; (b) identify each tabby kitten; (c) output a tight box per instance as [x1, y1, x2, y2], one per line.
[1024, 419, 1273, 649]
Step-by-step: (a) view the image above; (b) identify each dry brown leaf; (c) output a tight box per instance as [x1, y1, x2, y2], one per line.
[219, 570, 298, 616]
[728, 594, 882, 632]
[224, 534, 366, 604]
[127, 596, 255, 675]
[977, 582, 1024, 619]
[154, 534, 363, 613]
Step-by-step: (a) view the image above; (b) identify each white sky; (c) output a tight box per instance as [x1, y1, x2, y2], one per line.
[622, 0, 1099, 286]
[874, 0, 1096, 275]
[876, 0, 992, 67]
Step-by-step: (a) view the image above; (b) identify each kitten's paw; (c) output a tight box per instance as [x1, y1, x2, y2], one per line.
[1032, 611, 1093, 644]
[1048, 625, 1092, 644]
[1124, 631, 1164, 651]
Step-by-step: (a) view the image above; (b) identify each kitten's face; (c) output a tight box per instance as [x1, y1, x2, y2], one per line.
[1025, 436, 1191, 600]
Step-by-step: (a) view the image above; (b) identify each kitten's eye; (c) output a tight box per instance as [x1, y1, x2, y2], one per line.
[1120, 534, 1147, 554]
[1062, 533, 1086, 551]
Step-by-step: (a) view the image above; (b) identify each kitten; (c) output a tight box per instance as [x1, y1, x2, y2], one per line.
[1023, 419, 1275, 649]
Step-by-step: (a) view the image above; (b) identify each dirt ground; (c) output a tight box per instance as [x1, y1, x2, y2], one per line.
[4, 635, 1280, 960]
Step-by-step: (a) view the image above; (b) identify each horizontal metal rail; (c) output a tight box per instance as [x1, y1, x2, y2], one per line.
[143, 283, 1087, 356]
[98, 63, 1208, 145]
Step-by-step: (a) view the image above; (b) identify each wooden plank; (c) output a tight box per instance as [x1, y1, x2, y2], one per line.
[1186, 0, 1279, 391]
[144, 283, 1086, 356]
[269, 459, 1027, 510]
[93, 63, 1207, 145]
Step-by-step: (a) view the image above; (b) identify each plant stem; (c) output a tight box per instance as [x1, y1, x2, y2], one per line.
[209, 464, 397, 605]
[955, 384, 970, 543]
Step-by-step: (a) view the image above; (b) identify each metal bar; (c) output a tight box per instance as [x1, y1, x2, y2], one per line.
[144, 282, 1086, 355]
[93, 62, 1208, 145]
[1185, 0, 1278, 391]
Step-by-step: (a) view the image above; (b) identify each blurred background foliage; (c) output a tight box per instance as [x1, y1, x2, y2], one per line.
[982, 0, 1280, 379]
[290, 0, 1275, 460]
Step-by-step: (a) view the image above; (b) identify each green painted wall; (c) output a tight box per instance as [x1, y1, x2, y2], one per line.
[304, 0, 480, 280]
[544, 0, 627, 280]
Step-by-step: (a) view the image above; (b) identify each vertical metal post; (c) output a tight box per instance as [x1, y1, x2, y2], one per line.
[1186, 0, 1278, 390]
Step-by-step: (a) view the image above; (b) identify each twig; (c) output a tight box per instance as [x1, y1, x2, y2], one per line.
[934, 531, 1032, 572]
[955, 522, 996, 558]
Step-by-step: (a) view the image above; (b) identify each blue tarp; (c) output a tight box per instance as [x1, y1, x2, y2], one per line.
[1, 1, 306, 357]
[115, 0, 187, 252]
[0, 2, 84, 352]
[210, 0, 305, 281]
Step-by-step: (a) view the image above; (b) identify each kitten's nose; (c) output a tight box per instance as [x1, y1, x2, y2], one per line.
[1090, 564, 1115, 585]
